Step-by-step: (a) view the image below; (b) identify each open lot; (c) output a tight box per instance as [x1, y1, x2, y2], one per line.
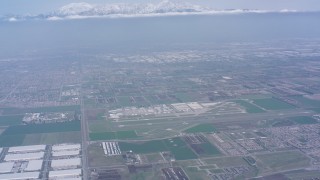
[256, 151, 310, 171]
[235, 100, 265, 113]
[119, 140, 167, 154]
[252, 98, 295, 110]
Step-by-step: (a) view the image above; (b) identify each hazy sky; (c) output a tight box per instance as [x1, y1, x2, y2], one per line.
[1, 0, 320, 15]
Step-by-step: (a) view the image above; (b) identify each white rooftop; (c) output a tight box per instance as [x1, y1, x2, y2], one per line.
[51, 158, 81, 169]
[4, 152, 45, 161]
[0, 171, 40, 180]
[52, 144, 81, 151]
[52, 149, 80, 157]
[24, 160, 43, 172]
[0, 162, 14, 173]
[49, 169, 82, 178]
[8, 145, 46, 153]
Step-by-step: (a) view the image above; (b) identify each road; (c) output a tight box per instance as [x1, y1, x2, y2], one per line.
[80, 92, 90, 180]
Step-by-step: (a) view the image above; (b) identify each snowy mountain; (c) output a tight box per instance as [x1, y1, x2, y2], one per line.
[1, 1, 300, 21]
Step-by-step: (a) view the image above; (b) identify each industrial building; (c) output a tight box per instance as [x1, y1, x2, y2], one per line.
[4, 151, 45, 161]
[52, 144, 81, 151]
[52, 149, 80, 157]
[49, 169, 82, 179]
[0, 162, 14, 173]
[24, 160, 44, 171]
[0, 143, 82, 179]
[51, 158, 81, 170]
[8, 145, 46, 153]
[0, 171, 40, 180]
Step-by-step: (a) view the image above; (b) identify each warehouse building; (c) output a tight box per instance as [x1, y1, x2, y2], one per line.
[48, 169, 82, 179]
[0, 171, 40, 180]
[51, 158, 81, 170]
[52, 149, 80, 157]
[0, 162, 14, 173]
[4, 152, 45, 161]
[52, 144, 81, 151]
[24, 160, 43, 171]
[8, 145, 46, 153]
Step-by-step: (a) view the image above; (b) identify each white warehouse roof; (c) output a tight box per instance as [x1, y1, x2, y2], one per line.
[24, 160, 43, 171]
[52, 144, 81, 151]
[0, 171, 40, 180]
[0, 162, 14, 173]
[52, 149, 80, 157]
[4, 152, 45, 161]
[8, 145, 46, 153]
[49, 169, 82, 179]
[51, 158, 81, 169]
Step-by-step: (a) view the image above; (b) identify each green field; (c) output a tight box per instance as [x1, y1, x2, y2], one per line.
[163, 137, 197, 160]
[119, 140, 167, 153]
[23, 131, 81, 145]
[116, 130, 138, 139]
[198, 142, 221, 156]
[253, 98, 295, 110]
[184, 123, 216, 133]
[90, 132, 116, 140]
[175, 93, 196, 102]
[119, 137, 197, 160]
[235, 100, 265, 113]
[0, 115, 24, 126]
[256, 151, 310, 171]
[2, 121, 81, 135]
[89, 130, 138, 141]
[116, 96, 133, 106]
[0, 134, 25, 147]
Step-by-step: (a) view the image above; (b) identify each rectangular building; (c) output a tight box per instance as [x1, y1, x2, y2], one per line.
[49, 169, 82, 179]
[52, 149, 80, 157]
[0, 162, 14, 173]
[51, 158, 81, 170]
[4, 152, 45, 161]
[8, 145, 46, 153]
[0, 172, 40, 180]
[24, 160, 43, 171]
[52, 144, 81, 151]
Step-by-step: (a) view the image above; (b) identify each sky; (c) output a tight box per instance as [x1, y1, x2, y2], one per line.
[1, 0, 320, 15]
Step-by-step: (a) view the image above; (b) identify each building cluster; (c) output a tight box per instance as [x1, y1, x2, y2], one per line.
[108, 101, 244, 120]
[0, 143, 82, 180]
[22, 112, 75, 124]
[102, 142, 121, 156]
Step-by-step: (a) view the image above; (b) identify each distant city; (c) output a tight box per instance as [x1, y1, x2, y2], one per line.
[0, 38, 320, 179]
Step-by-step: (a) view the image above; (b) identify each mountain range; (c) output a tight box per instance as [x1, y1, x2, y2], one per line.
[2, 1, 300, 22]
